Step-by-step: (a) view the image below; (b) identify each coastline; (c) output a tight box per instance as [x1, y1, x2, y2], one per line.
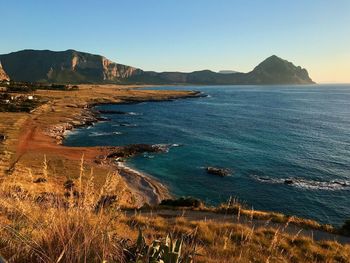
[0, 84, 200, 207]
[1, 84, 348, 236]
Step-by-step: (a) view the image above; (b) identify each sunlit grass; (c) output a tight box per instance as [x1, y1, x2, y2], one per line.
[0, 157, 349, 262]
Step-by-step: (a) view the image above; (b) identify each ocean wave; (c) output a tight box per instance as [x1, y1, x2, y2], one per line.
[143, 153, 155, 159]
[121, 123, 138, 127]
[251, 175, 350, 191]
[89, 131, 122, 137]
[98, 110, 142, 116]
[112, 123, 138, 127]
[128, 112, 142, 116]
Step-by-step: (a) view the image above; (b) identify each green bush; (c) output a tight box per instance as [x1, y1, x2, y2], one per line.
[160, 197, 203, 208]
[124, 229, 194, 263]
[339, 219, 350, 236]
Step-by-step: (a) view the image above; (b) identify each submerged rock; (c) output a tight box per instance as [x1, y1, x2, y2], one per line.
[206, 167, 230, 177]
[143, 153, 154, 159]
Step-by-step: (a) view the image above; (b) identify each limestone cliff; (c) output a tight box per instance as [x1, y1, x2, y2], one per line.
[0, 49, 142, 83]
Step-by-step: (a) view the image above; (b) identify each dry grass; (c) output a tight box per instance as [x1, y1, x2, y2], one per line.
[212, 200, 335, 233]
[122, 214, 350, 263]
[157, 197, 336, 233]
[0, 159, 349, 262]
[0, 156, 125, 262]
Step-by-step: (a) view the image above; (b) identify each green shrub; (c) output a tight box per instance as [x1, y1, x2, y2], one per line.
[124, 229, 194, 263]
[339, 219, 350, 236]
[160, 197, 203, 208]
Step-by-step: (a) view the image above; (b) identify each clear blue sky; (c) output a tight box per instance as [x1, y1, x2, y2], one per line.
[1, 0, 349, 83]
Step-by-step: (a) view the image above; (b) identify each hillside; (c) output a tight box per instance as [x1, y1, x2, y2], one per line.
[0, 50, 315, 85]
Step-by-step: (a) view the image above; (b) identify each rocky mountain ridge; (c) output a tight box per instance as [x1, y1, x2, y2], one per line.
[0, 50, 315, 85]
[0, 49, 141, 83]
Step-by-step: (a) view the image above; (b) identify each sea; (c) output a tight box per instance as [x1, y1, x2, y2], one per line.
[64, 84, 350, 226]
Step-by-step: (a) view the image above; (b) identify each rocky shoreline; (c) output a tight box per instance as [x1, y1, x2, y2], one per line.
[46, 108, 99, 144]
[47, 91, 202, 145]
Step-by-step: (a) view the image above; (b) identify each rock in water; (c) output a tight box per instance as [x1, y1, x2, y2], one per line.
[206, 167, 231, 177]
[284, 179, 294, 185]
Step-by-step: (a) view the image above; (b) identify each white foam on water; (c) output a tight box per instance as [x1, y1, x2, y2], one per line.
[89, 131, 123, 137]
[252, 175, 350, 191]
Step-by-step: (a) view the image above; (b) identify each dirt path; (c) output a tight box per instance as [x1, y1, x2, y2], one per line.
[125, 209, 350, 244]
[8, 117, 36, 172]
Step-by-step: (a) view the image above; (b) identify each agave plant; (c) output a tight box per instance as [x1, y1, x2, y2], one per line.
[0, 254, 7, 263]
[125, 229, 193, 263]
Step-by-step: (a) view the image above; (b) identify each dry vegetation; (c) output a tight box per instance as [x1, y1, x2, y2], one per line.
[0, 159, 349, 263]
[190, 200, 336, 234]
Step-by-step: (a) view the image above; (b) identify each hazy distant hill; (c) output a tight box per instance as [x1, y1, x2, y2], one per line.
[218, 70, 239, 74]
[0, 50, 314, 85]
[245, 55, 314, 84]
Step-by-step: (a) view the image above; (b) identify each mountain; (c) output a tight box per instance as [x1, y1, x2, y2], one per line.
[130, 55, 314, 85]
[0, 50, 315, 85]
[0, 62, 9, 81]
[0, 49, 141, 83]
[245, 55, 314, 84]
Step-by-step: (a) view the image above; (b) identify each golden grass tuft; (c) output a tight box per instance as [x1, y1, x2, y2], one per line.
[0, 155, 125, 262]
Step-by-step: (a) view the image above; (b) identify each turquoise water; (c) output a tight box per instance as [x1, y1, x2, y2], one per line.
[65, 85, 350, 226]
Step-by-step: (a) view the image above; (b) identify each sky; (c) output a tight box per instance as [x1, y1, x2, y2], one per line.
[1, 0, 349, 83]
